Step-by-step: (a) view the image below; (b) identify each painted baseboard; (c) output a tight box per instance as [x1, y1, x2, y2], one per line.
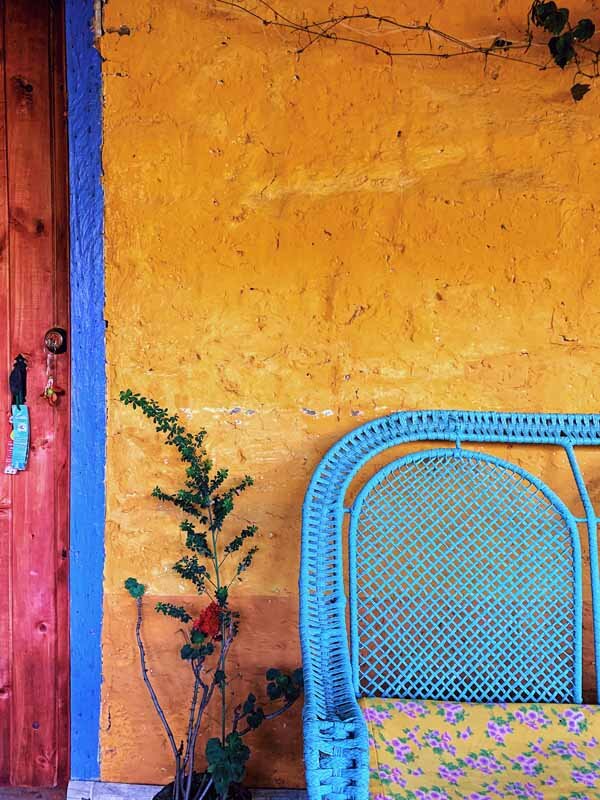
[68, 782, 307, 800]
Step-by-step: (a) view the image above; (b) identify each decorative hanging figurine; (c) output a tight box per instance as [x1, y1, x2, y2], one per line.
[4, 354, 30, 474]
[41, 352, 65, 406]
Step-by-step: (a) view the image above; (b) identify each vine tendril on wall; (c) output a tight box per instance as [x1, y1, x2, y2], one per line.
[215, 0, 599, 101]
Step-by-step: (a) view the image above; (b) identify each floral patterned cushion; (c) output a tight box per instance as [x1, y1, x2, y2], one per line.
[360, 698, 600, 800]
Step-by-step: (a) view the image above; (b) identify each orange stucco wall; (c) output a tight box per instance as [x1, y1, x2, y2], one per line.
[100, 0, 600, 787]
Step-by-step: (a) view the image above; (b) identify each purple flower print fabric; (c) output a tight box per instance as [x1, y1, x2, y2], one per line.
[360, 698, 600, 800]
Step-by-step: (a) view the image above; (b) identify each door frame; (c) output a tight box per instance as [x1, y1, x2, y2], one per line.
[65, 0, 106, 781]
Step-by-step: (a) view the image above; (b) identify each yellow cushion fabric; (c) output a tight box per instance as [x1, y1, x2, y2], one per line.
[359, 698, 600, 800]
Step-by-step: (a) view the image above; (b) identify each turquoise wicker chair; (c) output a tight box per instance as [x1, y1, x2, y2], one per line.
[299, 411, 600, 800]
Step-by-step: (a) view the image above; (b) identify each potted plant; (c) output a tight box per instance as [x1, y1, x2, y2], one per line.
[120, 390, 303, 800]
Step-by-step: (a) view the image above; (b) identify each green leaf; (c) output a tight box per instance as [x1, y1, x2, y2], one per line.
[200, 641, 215, 657]
[571, 82, 592, 101]
[190, 628, 207, 645]
[246, 708, 265, 729]
[185, 531, 212, 557]
[155, 602, 192, 623]
[209, 467, 229, 493]
[125, 577, 145, 598]
[549, 7, 569, 34]
[531, 2, 569, 34]
[549, 32, 575, 68]
[572, 18, 595, 41]
[119, 389, 139, 405]
[236, 547, 258, 577]
[224, 525, 258, 555]
[242, 693, 256, 715]
[216, 586, 229, 606]
[205, 733, 250, 798]
[292, 668, 304, 687]
[283, 685, 302, 702]
[180, 641, 213, 660]
[205, 737, 223, 763]
[180, 643, 198, 661]
[215, 669, 226, 689]
[173, 555, 208, 592]
[225, 732, 250, 762]
[180, 520, 212, 557]
[266, 668, 280, 681]
[267, 683, 282, 700]
[212, 493, 235, 529]
[210, 764, 232, 797]
[266, 668, 304, 702]
[531, 0, 556, 24]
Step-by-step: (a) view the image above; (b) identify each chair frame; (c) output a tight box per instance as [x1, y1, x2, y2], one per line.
[300, 410, 600, 800]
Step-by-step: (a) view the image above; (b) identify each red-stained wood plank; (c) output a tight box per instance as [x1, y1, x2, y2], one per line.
[49, 0, 70, 787]
[0, 2, 12, 785]
[4, 0, 69, 787]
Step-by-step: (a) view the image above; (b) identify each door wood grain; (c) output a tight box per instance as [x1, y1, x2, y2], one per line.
[0, 0, 69, 787]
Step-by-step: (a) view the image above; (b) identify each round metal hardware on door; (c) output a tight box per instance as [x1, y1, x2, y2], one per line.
[44, 327, 67, 355]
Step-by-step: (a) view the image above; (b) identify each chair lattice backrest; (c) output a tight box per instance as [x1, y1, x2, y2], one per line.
[349, 447, 582, 703]
[301, 412, 600, 800]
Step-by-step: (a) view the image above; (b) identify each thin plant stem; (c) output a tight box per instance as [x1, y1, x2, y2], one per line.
[186, 657, 224, 800]
[215, 0, 595, 75]
[185, 681, 210, 800]
[135, 598, 182, 800]
[233, 698, 298, 737]
[208, 501, 228, 745]
[184, 662, 211, 800]
[183, 675, 201, 771]
[219, 631, 227, 745]
[193, 776, 215, 800]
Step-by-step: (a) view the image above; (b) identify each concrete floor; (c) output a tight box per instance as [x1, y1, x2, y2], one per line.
[0, 788, 305, 800]
[68, 784, 305, 800]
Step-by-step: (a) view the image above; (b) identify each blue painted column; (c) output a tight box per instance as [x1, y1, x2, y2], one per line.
[65, 0, 106, 781]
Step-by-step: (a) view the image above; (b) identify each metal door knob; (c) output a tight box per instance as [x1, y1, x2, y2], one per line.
[44, 327, 67, 355]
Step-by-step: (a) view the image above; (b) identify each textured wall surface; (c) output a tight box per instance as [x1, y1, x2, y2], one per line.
[100, 0, 600, 787]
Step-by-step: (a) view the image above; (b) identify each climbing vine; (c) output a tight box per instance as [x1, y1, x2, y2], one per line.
[216, 0, 599, 101]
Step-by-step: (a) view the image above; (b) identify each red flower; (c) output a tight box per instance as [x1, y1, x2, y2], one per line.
[192, 602, 221, 638]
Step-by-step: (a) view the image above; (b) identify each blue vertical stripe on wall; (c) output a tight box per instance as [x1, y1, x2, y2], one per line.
[65, 0, 105, 780]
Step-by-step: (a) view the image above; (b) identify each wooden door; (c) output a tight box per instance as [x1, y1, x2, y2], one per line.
[0, 0, 69, 788]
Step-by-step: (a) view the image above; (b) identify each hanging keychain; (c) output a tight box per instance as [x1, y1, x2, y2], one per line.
[4, 354, 30, 474]
[41, 352, 65, 406]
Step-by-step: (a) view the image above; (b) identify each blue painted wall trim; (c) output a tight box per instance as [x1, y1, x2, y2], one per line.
[65, 1, 106, 780]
